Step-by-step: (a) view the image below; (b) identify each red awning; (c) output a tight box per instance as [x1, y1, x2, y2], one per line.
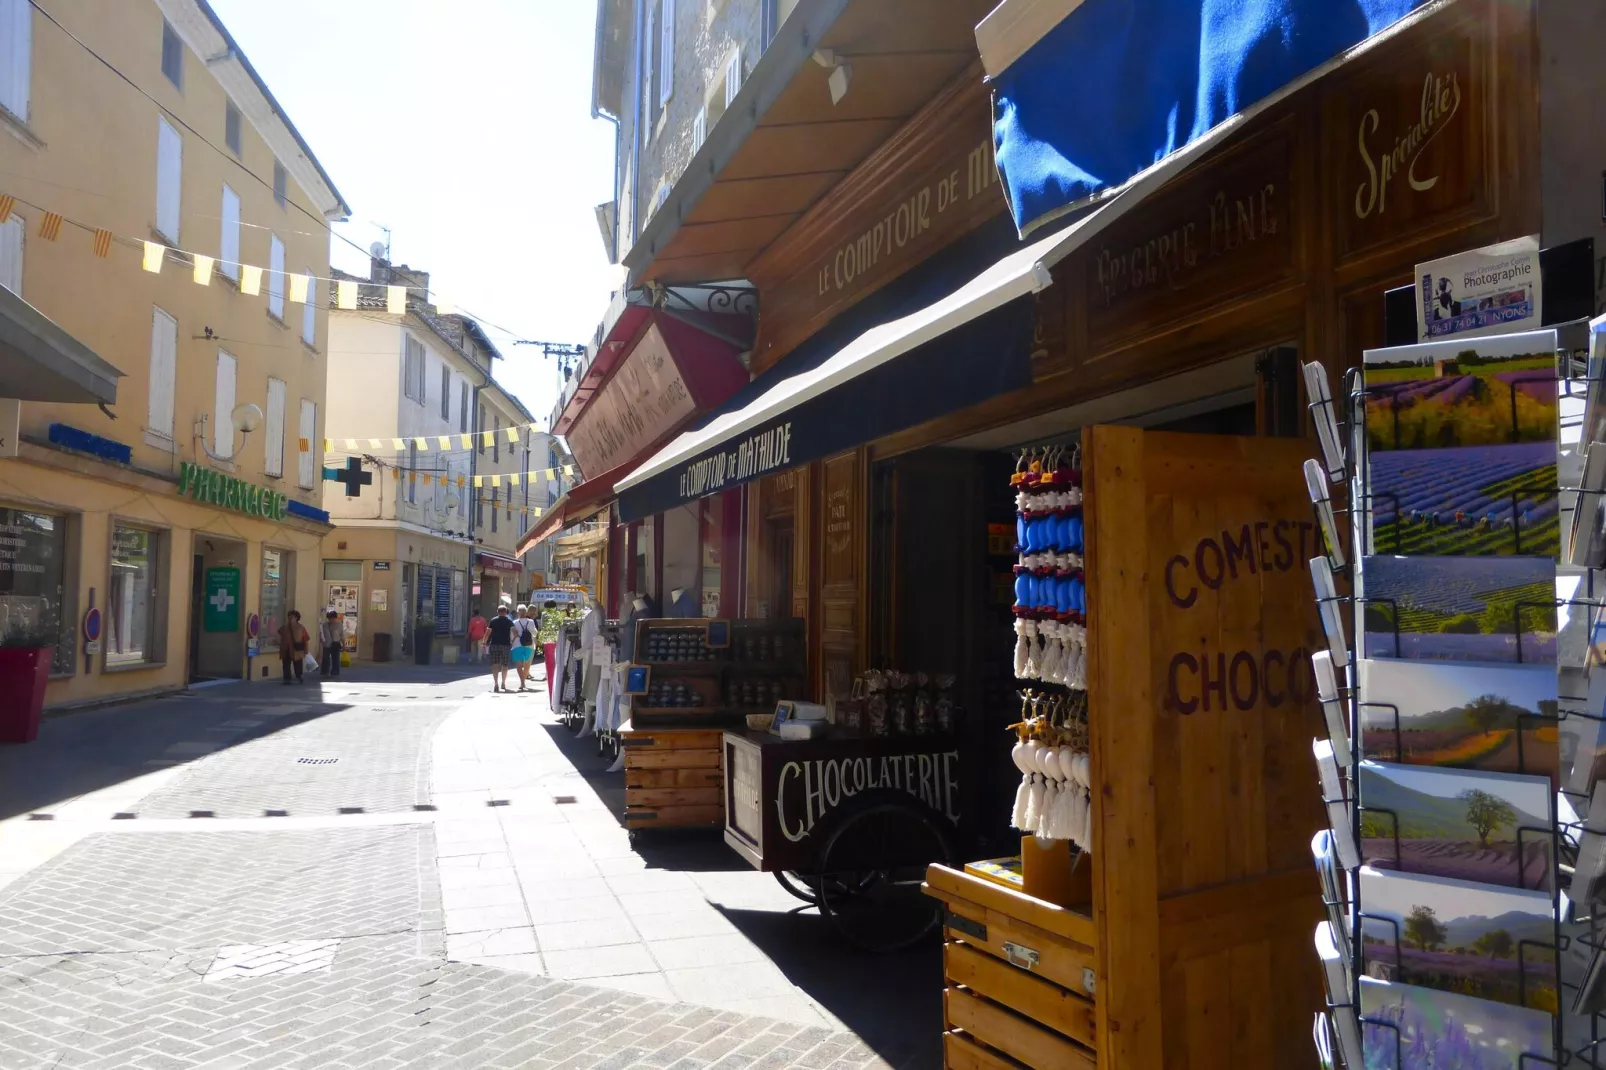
[514, 461, 628, 555]
[476, 551, 523, 574]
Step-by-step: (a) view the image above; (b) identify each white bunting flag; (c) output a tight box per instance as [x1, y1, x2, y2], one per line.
[336, 280, 357, 310]
[387, 286, 406, 315]
[192, 254, 214, 286]
[142, 241, 164, 274]
[435, 295, 454, 316]
[289, 273, 310, 304]
[240, 265, 263, 296]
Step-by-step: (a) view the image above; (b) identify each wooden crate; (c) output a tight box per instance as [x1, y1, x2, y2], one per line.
[926, 865, 1098, 1070]
[622, 727, 727, 829]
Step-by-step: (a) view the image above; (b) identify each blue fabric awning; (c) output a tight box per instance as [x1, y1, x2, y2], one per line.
[993, 0, 1439, 235]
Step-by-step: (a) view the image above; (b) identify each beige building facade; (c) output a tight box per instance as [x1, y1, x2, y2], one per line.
[0, 0, 346, 706]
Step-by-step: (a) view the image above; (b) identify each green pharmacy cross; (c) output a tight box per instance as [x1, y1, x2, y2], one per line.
[331, 457, 373, 498]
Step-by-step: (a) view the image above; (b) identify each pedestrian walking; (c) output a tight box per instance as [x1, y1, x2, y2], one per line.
[485, 605, 515, 692]
[509, 604, 537, 692]
[467, 608, 488, 663]
[277, 610, 311, 685]
[320, 610, 344, 677]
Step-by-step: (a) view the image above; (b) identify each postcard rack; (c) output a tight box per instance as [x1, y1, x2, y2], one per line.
[1297, 319, 1606, 1068]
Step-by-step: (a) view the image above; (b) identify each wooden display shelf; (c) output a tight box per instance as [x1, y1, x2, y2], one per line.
[926, 864, 1097, 1070]
[622, 726, 728, 830]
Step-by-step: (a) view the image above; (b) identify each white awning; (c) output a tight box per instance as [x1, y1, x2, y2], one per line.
[614, 118, 1234, 500]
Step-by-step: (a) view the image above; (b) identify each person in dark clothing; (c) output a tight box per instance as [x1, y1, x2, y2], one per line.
[485, 605, 516, 692]
[277, 611, 310, 685]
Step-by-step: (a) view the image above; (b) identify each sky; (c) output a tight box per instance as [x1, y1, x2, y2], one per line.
[208, 0, 621, 427]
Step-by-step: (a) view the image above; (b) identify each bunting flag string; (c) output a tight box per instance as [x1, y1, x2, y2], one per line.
[306, 444, 572, 491]
[0, 188, 483, 328]
[306, 433, 576, 475]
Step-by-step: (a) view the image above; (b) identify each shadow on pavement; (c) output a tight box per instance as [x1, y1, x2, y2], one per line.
[0, 663, 484, 821]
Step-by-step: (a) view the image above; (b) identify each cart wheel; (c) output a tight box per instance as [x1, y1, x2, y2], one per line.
[816, 803, 952, 952]
[774, 871, 822, 904]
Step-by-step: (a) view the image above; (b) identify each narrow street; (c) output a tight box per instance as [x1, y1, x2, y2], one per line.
[0, 668, 936, 1070]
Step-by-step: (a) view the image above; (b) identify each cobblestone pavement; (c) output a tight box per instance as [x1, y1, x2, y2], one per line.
[0, 669, 927, 1069]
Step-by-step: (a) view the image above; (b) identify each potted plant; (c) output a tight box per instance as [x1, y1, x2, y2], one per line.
[0, 621, 55, 743]
[412, 612, 437, 666]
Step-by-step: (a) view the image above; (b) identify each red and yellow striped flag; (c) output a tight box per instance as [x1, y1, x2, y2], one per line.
[92, 229, 113, 258]
[38, 213, 63, 241]
[0, 195, 13, 224]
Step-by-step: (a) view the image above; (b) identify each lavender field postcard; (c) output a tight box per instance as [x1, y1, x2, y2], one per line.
[1361, 556, 1557, 664]
[1359, 976, 1555, 1069]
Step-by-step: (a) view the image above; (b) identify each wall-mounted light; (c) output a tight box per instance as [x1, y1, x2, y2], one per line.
[195, 402, 264, 463]
[813, 49, 851, 106]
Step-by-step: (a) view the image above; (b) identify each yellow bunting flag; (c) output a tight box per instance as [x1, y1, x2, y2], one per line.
[458, 434, 472, 449]
[343, 439, 360, 451]
[473, 476, 483, 488]
[564, 465, 575, 476]
[322, 439, 331, 453]
[437, 436, 451, 450]
[391, 467, 400, 480]
[509, 474, 520, 486]
[456, 475, 465, 488]
[413, 437, 428, 450]
[434, 295, 454, 316]
[368, 438, 384, 450]
[142, 241, 164, 274]
[490, 474, 501, 488]
[391, 438, 406, 451]
[192, 255, 214, 285]
[386, 286, 406, 315]
[0, 194, 13, 223]
[297, 438, 309, 451]
[408, 471, 416, 483]
[505, 427, 518, 444]
[336, 280, 357, 310]
[92, 229, 112, 258]
[535, 508, 542, 517]
[480, 431, 493, 447]
[240, 265, 263, 296]
[289, 273, 310, 304]
[37, 212, 62, 241]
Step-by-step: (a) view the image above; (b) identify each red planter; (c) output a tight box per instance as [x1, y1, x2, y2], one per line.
[0, 646, 53, 743]
[543, 642, 557, 705]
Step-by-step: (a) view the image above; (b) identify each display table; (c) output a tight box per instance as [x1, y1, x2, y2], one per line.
[620, 724, 727, 831]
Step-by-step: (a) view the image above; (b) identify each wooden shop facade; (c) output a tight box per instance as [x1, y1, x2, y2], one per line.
[605, 0, 1581, 1066]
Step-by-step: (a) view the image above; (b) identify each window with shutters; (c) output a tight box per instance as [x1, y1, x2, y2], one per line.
[265, 377, 286, 477]
[273, 161, 287, 207]
[225, 101, 242, 156]
[0, 214, 21, 296]
[155, 118, 182, 244]
[440, 366, 451, 420]
[692, 108, 705, 152]
[0, 0, 31, 122]
[301, 264, 315, 346]
[214, 350, 237, 458]
[219, 185, 240, 281]
[705, 48, 740, 133]
[493, 416, 501, 463]
[160, 19, 183, 90]
[403, 334, 425, 404]
[268, 235, 285, 319]
[477, 405, 486, 453]
[459, 381, 469, 432]
[407, 443, 417, 504]
[297, 399, 317, 488]
[491, 488, 498, 533]
[658, 0, 675, 108]
[147, 307, 178, 442]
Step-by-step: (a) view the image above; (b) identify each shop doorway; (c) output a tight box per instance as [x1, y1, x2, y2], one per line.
[767, 519, 794, 619]
[187, 536, 246, 683]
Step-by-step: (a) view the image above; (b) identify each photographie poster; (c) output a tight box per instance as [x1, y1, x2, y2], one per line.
[1416, 236, 1542, 343]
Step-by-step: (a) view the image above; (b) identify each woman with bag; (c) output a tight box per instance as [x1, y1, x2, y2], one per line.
[277, 610, 312, 685]
[509, 604, 537, 693]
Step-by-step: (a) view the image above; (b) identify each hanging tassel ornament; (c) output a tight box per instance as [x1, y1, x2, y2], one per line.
[1009, 719, 1032, 830]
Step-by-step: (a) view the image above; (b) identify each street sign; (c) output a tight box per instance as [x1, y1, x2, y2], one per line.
[203, 567, 242, 633]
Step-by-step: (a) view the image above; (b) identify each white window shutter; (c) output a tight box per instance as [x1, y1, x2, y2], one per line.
[156, 118, 182, 243]
[214, 350, 237, 457]
[659, 0, 675, 105]
[265, 377, 286, 477]
[268, 236, 285, 318]
[0, 215, 21, 295]
[643, 4, 656, 133]
[301, 265, 316, 345]
[297, 399, 317, 488]
[147, 307, 177, 438]
[0, 0, 31, 121]
[725, 49, 741, 109]
[692, 107, 706, 151]
[219, 185, 240, 280]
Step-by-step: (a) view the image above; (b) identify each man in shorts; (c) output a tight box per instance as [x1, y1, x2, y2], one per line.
[485, 605, 515, 692]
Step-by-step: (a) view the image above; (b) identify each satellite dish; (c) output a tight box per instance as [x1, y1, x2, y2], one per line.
[369, 241, 386, 259]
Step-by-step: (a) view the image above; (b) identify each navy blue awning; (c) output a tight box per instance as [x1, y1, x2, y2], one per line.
[990, 0, 1441, 235]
